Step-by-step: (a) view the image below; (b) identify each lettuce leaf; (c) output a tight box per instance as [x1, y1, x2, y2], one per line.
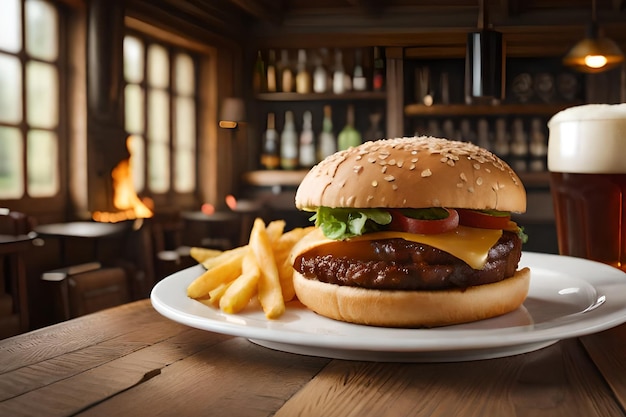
[309, 207, 392, 240]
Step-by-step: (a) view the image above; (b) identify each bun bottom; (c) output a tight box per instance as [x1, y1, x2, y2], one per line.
[293, 268, 531, 328]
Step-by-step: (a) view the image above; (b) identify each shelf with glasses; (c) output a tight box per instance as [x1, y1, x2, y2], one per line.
[255, 91, 387, 102]
[404, 103, 579, 117]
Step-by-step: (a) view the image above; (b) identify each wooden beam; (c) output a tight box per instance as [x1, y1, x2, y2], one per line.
[226, 0, 284, 26]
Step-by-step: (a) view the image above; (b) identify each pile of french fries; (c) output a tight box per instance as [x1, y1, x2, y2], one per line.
[186, 218, 313, 319]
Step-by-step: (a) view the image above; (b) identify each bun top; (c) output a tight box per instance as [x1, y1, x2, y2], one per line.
[295, 136, 526, 212]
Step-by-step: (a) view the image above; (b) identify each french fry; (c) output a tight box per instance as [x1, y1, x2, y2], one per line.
[265, 219, 286, 242]
[189, 247, 223, 264]
[274, 227, 314, 301]
[200, 245, 248, 270]
[219, 249, 261, 314]
[249, 218, 285, 319]
[207, 282, 231, 306]
[187, 251, 244, 298]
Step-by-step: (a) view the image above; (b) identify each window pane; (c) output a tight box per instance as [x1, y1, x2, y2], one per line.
[0, 127, 24, 199]
[147, 89, 169, 143]
[0, 53, 23, 124]
[147, 44, 169, 88]
[25, 0, 58, 61]
[26, 61, 58, 128]
[174, 53, 194, 95]
[127, 134, 145, 193]
[149, 142, 169, 193]
[125, 85, 144, 134]
[174, 150, 194, 193]
[124, 36, 144, 83]
[0, 0, 21, 53]
[174, 97, 195, 193]
[27, 129, 58, 197]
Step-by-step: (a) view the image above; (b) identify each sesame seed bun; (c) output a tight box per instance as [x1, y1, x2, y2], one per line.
[295, 136, 526, 213]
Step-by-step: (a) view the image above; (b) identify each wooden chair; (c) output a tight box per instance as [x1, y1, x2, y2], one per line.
[0, 209, 36, 338]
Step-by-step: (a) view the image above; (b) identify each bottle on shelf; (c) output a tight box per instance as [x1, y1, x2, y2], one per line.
[253, 50, 266, 93]
[338, 104, 361, 151]
[372, 46, 385, 92]
[364, 110, 384, 142]
[279, 49, 294, 93]
[510, 118, 528, 172]
[299, 111, 316, 168]
[296, 49, 312, 94]
[266, 49, 277, 93]
[332, 49, 346, 94]
[476, 118, 491, 151]
[493, 118, 510, 161]
[352, 48, 367, 91]
[318, 105, 337, 161]
[313, 48, 329, 93]
[260, 112, 280, 170]
[280, 110, 299, 170]
[529, 117, 548, 172]
[459, 119, 476, 144]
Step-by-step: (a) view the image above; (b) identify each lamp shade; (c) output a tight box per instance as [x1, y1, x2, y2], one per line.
[563, 33, 625, 73]
[465, 29, 505, 103]
[219, 97, 246, 129]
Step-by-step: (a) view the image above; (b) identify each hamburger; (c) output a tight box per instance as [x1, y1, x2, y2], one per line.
[291, 136, 530, 328]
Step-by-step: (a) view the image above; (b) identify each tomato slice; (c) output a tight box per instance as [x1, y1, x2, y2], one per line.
[388, 208, 459, 234]
[457, 209, 511, 229]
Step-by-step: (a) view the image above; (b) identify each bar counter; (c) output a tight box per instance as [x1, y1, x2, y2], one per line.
[1, 297, 625, 417]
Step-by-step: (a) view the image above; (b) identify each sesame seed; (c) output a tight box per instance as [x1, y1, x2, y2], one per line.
[460, 173, 467, 182]
[468, 187, 475, 193]
[410, 164, 416, 170]
[353, 165, 363, 174]
[392, 184, 398, 191]
[447, 160, 455, 167]
[473, 163, 480, 170]
[371, 180, 378, 187]
[384, 175, 395, 182]
[421, 169, 432, 177]
[476, 177, 483, 186]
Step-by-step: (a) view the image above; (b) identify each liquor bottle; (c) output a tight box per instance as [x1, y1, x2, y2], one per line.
[332, 49, 345, 94]
[313, 48, 328, 93]
[299, 111, 316, 168]
[253, 50, 266, 93]
[476, 118, 491, 151]
[295, 49, 311, 94]
[529, 117, 548, 172]
[266, 49, 277, 93]
[338, 104, 361, 151]
[260, 112, 280, 170]
[318, 105, 336, 161]
[352, 48, 367, 91]
[363, 111, 383, 142]
[493, 118, 510, 162]
[510, 118, 528, 172]
[372, 46, 384, 91]
[279, 49, 294, 93]
[280, 110, 299, 169]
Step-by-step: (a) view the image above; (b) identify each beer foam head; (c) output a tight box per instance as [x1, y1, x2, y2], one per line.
[548, 104, 626, 173]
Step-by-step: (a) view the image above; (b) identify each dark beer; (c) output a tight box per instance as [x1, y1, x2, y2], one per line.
[548, 104, 626, 272]
[550, 172, 626, 271]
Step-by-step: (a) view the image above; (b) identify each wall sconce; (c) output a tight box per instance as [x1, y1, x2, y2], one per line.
[563, 0, 624, 73]
[464, 0, 505, 104]
[219, 97, 246, 129]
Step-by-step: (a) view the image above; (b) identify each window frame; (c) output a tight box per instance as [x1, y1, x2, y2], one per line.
[0, 0, 67, 215]
[124, 29, 200, 211]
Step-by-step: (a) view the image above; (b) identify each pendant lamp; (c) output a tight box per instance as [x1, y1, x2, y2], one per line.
[563, 0, 624, 73]
[465, 0, 505, 104]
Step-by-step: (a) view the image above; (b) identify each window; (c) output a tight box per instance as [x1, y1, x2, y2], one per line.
[0, 0, 60, 201]
[123, 34, 198, 204]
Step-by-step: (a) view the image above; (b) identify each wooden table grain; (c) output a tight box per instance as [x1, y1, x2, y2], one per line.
[1, 299, 625, 417]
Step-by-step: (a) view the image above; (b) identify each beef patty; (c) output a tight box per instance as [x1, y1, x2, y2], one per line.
[293, 231, 522, 291]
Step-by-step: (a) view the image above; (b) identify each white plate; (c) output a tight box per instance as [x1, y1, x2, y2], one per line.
[151, 252, 626, 362]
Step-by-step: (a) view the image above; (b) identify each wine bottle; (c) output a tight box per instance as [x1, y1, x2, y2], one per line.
[280, 110, 299, 170]
[261, 112, 280, 170]
[279, 49, 294, 93]
[253, 50, 266, 93]
[338, 104, 361, 151]
[332, 49, 345, 94]
[313, 48, 328, 93]
[266, 49, 277, 93]
[373, 46, 384, 91]
[352, 48, 367, 91]
[299, 111, 316, 168]
[318, 105, 336, 161]
[295, 49, 311, 94]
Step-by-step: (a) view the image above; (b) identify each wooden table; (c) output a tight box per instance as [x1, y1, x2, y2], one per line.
[1, 299, 625, 417]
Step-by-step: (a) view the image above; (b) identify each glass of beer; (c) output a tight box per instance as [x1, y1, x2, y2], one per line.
[548, 103, 626, 272]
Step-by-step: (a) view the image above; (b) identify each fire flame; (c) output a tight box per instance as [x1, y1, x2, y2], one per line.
[92, 158, 154, 223]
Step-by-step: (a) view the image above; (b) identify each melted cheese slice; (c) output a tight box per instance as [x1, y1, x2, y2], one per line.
[349, 226, 502, 270]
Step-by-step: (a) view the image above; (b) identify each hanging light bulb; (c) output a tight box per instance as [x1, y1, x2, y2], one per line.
[563, 0, 624, 73]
